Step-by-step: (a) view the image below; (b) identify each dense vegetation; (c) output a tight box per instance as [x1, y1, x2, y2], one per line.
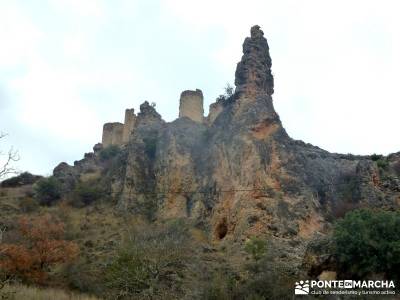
[0, 214, 79, 284]
[99, 145, 121, 161]
[334, 209, 400, 279]
[105, 220, 192, 299]
[0, 172, 41, 188]
[33, 176, 62, 205]
[1, 169, 399, 299]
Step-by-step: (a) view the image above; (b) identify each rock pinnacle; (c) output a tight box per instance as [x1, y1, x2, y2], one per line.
[234, 25, 274, 97]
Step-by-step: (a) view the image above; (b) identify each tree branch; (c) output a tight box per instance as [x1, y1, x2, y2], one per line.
[0, 133, 19, 179]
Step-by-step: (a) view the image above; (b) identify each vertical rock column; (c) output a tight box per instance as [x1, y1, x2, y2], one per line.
[234, 25, 274, 98]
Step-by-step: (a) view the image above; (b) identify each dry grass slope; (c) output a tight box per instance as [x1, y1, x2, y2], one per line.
[2, 284, 101, 300]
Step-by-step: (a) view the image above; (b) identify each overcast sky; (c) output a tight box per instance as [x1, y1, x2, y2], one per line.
[0, 0, 399, 176]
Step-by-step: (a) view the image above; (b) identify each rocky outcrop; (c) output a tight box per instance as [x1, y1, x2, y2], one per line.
[54, 25, 400, 275]
[118, 101, 166, 214]
[207, 101, 223, 124]
[53, 162, 78, 192]
[53, 144, 106, 191]
[114, 26, 399, 237]
[234, 25, 274, 98]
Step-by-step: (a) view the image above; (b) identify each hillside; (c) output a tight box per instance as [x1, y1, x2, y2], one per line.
[1, 25, 400, 299]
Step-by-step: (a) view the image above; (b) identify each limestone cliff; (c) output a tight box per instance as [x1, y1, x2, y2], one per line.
[53, 25, 400, 275]
[113, 26, 399, 267]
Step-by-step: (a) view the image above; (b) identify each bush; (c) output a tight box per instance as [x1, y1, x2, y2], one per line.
[62, 258, 105, 295]
[1, 172, 42, 187]
[0, 214, 79, 284]
[99, 145, 120, 161]
[244, 237, 267, 262]
[376, 158, 389, 170]
[236, 266, 294, 300]
[34, 177, 62, 206]
[216, 83, 235, 104]
[370, 153, 383, 161]
[201, 270, 237, 300]
[105, 220, 192, 299]
[71, 181, 103, 207]
[236, 239, 296, 300]
[334, 209, 400, 279]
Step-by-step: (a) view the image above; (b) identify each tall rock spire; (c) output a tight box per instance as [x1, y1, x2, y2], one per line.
[234, 25, 274, 98]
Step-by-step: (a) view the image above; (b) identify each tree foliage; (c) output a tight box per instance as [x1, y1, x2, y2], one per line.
[334, 209, 400, 279]
[99, 145, 121, 161]
[244, 237, 267, 262]
[33, 177, 62, 205]
[71, 181, 103, 207]
[0, 172, 41, 188]
[0, 215, 79, 284]
[216, 83, 234, 103]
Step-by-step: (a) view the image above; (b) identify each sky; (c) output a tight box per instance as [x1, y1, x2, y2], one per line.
[0, 0, 399, 176]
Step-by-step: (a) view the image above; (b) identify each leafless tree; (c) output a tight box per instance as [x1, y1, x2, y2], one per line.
[0, 133, 19, 179]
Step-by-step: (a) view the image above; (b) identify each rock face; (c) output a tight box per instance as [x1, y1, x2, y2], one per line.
[207, 101, 223, 124]
[179, 89, 204, 123]
[113, 26, 399, 238]
[235, 25, 274, 98]
[55, 25, 400, 275]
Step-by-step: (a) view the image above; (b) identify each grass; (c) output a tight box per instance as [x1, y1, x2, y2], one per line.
[1, 284, 101, 300]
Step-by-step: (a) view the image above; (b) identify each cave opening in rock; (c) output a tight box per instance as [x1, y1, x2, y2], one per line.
[216, 218, 228, 240]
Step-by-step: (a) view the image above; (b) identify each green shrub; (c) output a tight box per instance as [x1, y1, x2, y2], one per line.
[334, 209, 400, 278]
[1, 172, 42, 187]
[99, 145, 121, 161]
[244, 237, 267, 262]
[236, 265, 294, 300]
[235, 241, 296, 300]
[216, 83, 234, 103]
[71, 181, 103, 207]
[62, 258, 105, 295]
[376, 158, 389, 170]
[370, 153, 383, 161]
[33, 177, 62, 205]
[201, 270, 237, 300]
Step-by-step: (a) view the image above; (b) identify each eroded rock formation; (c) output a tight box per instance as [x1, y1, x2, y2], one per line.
[235, 25, 274, 98]
[53, 25, 400, 277]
